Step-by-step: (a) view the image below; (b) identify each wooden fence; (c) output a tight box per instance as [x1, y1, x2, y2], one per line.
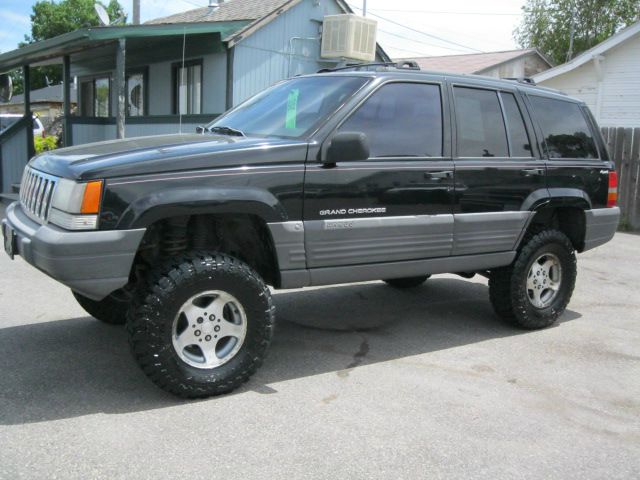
[601, 127, 640, 230]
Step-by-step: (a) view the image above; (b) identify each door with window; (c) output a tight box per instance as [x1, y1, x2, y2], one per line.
[303, 81, 455, 269]
[450, 84, 545, 255]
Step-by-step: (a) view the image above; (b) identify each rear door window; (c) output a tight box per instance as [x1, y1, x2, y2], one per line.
[338, 82, 443, 158]
[454, 87, 508, 158]
[500, 92, 533, 157]
[529, 95, 598, 159]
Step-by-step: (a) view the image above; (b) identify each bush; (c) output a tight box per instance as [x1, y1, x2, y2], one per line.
[35, 135, 58, 154]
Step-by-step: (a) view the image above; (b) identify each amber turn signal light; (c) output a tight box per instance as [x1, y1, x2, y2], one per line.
[80, 180, 103, 214]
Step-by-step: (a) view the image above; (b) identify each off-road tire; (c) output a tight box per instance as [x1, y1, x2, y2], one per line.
[127, 251, 275, 398]
[383, 275, 430, 289]
[489, 229, 576, 329]
[72, 290, 130, 325]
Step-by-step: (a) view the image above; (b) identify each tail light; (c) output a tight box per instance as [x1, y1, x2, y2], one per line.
[607, 170, 618, 207]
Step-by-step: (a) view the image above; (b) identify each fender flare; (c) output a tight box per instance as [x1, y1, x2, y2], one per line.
[522, 188, 592, 212]
[117, 186, 288, 229]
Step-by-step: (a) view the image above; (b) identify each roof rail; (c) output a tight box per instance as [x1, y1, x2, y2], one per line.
[317, 61, 421, 73]
[502, 77, 536, 85]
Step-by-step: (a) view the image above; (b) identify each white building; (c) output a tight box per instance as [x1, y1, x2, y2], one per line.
[534, 21, 640, 128]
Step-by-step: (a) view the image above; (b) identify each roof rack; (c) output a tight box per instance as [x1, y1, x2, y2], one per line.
[502, 77, 536, 86]
[317, 61, 421, 73]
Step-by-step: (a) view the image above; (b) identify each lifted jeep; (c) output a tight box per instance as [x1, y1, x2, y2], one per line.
[2, 66, 620, 397]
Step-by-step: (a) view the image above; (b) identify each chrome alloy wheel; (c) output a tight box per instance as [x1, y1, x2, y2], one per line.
[172, 290, 248, 369]
[526, 253, 562, 309]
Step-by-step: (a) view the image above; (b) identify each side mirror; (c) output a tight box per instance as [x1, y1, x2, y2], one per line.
[0, 74, 12, 103]
[196, 125, 206, 134]
[324, 131, 370, 165]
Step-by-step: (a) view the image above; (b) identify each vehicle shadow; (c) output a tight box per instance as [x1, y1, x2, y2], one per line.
[0, 278, 581, 425]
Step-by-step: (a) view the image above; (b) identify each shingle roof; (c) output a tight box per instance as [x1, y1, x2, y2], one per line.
[146, 0, 293, 25]
[9, 84, 77, 104]
[397, 49, 550, 75]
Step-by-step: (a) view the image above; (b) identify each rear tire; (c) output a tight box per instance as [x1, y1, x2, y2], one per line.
[127, 251, 274, 398]
[72, 290, 130, 325]
[489, 229, 576, 329]
[383, 275, 430, 289]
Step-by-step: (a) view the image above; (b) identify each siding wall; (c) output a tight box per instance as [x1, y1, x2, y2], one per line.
[71, 123, 117, 145]
[539, 32, 640, 127]
[0, 126, 29, 192]
[147, 52, 227, 115]
[478, 54, 550, 79]
[232, 0, 344, 105]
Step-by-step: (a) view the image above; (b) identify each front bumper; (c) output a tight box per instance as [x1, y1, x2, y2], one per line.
[583, 207, 620, 251]
[2, 202, 145, 300]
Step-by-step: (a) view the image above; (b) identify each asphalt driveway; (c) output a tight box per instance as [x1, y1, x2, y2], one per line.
[0, 202, 638, 479]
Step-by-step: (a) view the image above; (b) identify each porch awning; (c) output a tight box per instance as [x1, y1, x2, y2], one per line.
[0, 21, 249, 72]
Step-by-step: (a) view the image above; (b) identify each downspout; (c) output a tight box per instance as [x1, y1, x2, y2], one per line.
[226, 45, 234, 110]
[593, 54, 605, 122]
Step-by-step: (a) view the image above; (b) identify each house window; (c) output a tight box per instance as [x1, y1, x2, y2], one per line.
[80, 76, 111, 117]
[127, 72, 146, 117]
[173, 60, 202, 115]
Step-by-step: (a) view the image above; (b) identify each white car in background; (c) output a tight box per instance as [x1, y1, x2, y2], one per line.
[0, 113, 45, 137]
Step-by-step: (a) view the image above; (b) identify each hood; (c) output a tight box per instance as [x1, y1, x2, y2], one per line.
[30, 134, 309, 180]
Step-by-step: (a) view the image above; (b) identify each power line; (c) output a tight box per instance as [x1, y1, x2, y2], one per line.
[377, 28, 474, 54]
[351, 6, 521, 16]
[348, 4, 483, 53]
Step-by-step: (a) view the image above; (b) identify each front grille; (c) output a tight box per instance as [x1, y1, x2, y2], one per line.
[19, 168, 58, 224]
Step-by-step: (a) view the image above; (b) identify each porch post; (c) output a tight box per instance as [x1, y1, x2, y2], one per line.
[22, 65, 30, 117]
[62, 55, 72, 146]
[115, 38, 126, 139]
[23, 65, 35, 158]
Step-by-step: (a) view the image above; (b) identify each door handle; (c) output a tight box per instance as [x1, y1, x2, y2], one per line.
[425, 170, 453, 180]
[522, 168, 544, 176]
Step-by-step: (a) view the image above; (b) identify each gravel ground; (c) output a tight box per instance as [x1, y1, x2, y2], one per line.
[0, 202, 638, 479]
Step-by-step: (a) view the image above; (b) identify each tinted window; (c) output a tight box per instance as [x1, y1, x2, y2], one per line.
[501, 92, 532, 157]
[339, 83, 442, 157]
[530, 96, 598, 159]
[454, 87, 508, 158]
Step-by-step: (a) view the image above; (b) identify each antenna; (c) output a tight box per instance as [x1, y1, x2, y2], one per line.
[94, 3, 111, 26]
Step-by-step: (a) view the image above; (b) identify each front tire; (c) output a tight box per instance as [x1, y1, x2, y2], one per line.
[489, 230, 576, 329]
[127, 252, 274, 398]
[72, 290, 130, 325]
[383, 275, 430, 289]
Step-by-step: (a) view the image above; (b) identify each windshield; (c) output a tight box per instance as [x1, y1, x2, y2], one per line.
[207, 76, 369, 138]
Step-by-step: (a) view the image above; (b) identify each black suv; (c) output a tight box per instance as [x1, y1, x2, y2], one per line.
[2, 66, 620, 397]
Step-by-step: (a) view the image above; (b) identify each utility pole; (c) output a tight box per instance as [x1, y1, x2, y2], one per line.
[363, 0, 367, 17]
[133, 0, 140, 25]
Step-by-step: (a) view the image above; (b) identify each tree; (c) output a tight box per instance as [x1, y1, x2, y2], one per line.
[12, 0, 126, 94]
[515, 0, 640, 65]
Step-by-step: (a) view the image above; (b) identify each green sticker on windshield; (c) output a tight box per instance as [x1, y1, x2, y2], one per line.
[285, 89, 299, 129]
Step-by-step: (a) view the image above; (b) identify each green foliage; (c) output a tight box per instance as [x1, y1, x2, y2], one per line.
[34, 135, 59, 154]
[11, 0, 127, 92]
[27, 0, 126, 43]
[515, 0, 640, 65]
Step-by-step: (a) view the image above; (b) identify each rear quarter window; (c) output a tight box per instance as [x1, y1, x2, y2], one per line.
[529, 95, 599, 159]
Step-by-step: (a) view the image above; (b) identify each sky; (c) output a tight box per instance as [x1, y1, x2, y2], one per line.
[0, 0, 526, 58]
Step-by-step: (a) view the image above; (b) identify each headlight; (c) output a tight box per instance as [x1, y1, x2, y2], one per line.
[49, 179, 103, 230]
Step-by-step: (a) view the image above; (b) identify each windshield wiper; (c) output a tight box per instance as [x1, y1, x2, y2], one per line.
[208, 126, 246, 137]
